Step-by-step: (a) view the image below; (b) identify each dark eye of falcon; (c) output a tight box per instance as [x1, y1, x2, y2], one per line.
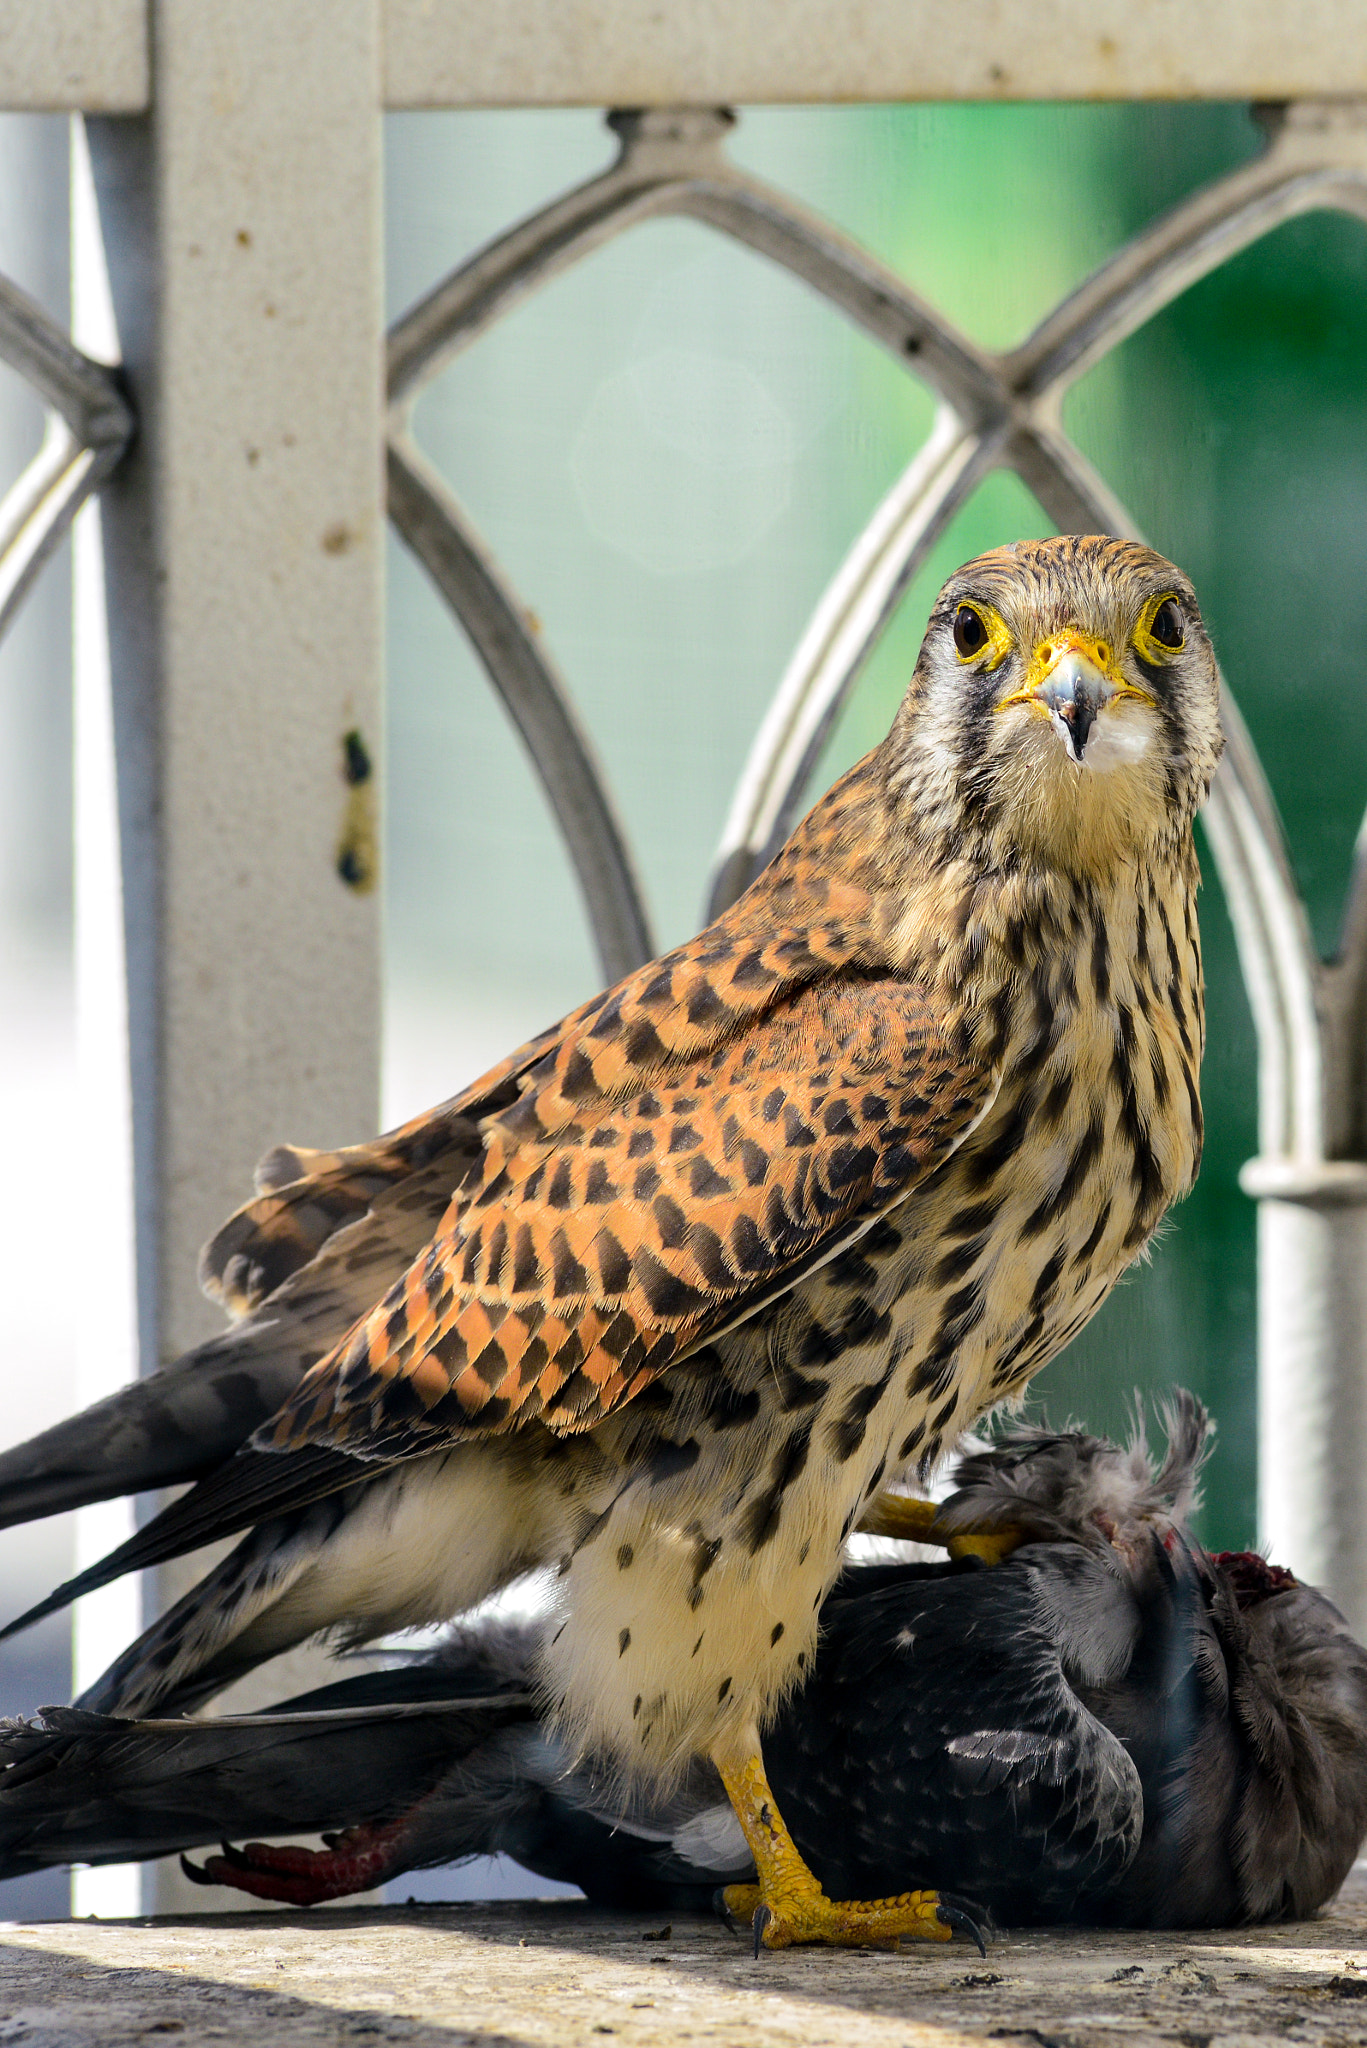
[952, 604, 989, 658]
[1149, 598, 1185, 649]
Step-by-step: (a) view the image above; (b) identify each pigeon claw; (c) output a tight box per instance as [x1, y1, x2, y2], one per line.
[177, 1821, 408, 1905]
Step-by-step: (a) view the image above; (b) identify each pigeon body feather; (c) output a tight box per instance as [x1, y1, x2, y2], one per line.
[7, 1406, 1364, 1930]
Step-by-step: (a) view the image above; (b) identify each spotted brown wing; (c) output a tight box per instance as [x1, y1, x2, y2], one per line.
[261, 964, 993, 1460]
[198, 1022, 567, 1321]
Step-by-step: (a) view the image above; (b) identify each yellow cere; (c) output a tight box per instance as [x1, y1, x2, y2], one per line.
[998, 627, 1159, 719]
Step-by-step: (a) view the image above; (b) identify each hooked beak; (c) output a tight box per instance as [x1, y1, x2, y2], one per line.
[1035, 647, 1114, 764]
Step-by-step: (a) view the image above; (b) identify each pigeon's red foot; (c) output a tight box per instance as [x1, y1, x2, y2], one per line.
[180, 1818, 410, 1904]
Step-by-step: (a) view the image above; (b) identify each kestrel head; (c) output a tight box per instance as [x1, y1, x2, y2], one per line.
[891, 535, 1223, 874]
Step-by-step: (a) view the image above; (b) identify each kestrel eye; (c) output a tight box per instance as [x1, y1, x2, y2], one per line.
[1149, 598, 1185, 650]
[952, 605, 989, 658]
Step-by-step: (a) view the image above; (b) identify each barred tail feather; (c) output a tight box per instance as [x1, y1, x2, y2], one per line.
[0, 1324, 320, 1533]
[73, 1503, 352, 1719]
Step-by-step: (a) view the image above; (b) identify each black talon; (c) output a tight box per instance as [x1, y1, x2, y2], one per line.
[936, 1895, 987, 1958]
[218, 1838, 252, 1870]
[179, 1853, 212, 1887]
[752, 1902, 772, 1957]
[712, 1886, 747, 1934]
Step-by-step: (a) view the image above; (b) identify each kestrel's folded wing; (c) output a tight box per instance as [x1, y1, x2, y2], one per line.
[0, 1118, 490, 1530]
[0, 1046, 558, 1530]
[8, 931, 994, 1627]
[269, 963, 994, 1461]
[198, 1015, 567, 1322]
[0, 907, 833, 1529]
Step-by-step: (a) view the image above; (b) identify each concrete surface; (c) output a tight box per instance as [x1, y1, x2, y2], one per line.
[3, 1867, 1367, 2047]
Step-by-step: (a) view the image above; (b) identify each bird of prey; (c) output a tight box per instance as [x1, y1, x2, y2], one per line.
[4, 1398, 1362, 1934]
[0, 536, 1223, 1950]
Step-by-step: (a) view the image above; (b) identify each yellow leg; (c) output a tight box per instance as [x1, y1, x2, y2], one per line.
[711, 1722, 984, 1954]
[856, 1490, 1022, 1565]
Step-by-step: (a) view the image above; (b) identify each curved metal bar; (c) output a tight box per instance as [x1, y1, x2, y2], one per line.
[387, 102, 1006, 958]
[389, 107, 1002, 429]
[0, 269, 132, 450]
[707, 410, 1001, 916]
[1008, 420, 1140, 541]
[388, 436, 655, 984]
[388, 110, 735, 410]
[1204, 706, 1325, 1160]
[0, 271, 133, 650]
[1009, 104, 1367, 404]
[0, 422, 99, 643]
[670, 180, 1003, 427]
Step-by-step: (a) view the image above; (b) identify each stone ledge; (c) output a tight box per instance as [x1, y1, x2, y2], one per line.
[2, 1869, 1366, 2047]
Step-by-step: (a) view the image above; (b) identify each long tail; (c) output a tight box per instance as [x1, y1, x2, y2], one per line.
[0, 1326, 322, 1533]
[0, 1637, 537, 1880]
[0, 1620, 747, 1905]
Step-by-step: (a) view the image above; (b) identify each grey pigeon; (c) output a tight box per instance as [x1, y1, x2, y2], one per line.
[3, 1397, 1363, 1931]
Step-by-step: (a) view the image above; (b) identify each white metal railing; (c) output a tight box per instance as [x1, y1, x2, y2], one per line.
[0, 266, 129, 637]
[0, 2, 1365, 1908]
[19, 0, 1367, 113]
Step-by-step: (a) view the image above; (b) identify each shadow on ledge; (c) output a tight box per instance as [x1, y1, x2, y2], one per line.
[1, 1875, 1366, 2048]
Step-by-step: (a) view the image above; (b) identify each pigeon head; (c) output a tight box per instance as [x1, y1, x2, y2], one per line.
[1219, 1569, 1367, 1921]
[934, 1389, 1211, 1567]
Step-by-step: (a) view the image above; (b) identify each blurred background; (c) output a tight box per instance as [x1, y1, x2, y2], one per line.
[2, 99, 1365, 1916]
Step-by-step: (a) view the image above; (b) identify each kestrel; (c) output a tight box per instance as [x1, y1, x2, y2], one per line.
[6, 1398, 1364, 1932]
[0, 535, 1223, 1949]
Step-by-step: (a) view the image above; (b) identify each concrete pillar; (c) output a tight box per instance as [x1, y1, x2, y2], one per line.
[80, 0, 384, 1909]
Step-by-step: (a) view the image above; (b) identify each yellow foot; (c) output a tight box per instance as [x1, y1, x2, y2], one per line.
[856, 1490, 1022, 1565]
[710, 1725, 987, 1959]
[944, 1528, 1020, 1565]
[721, 1878, 979, 1954]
